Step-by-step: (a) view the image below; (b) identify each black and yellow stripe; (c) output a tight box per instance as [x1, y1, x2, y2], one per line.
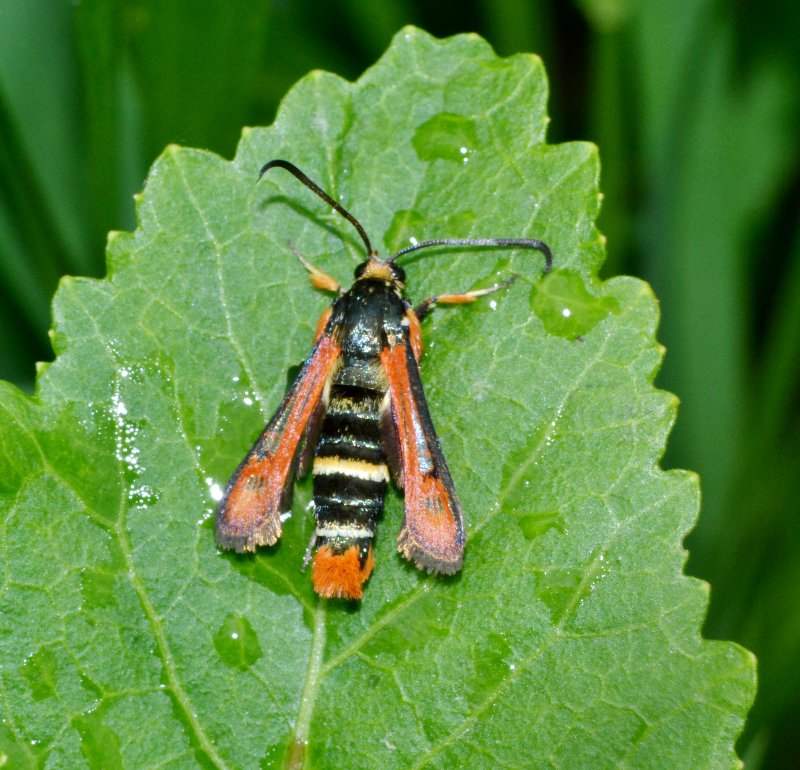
[311, 382, 389, 565]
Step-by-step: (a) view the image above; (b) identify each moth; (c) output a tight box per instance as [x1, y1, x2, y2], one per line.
[215, 159, 552, 599]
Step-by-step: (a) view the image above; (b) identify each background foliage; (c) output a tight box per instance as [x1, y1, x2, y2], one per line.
[0, 1, 797, 767]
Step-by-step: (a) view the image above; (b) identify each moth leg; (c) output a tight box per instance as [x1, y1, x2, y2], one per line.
[302, 528, 318, 572]
[288, 239, 343, 294]
[414, 275, 516, 320]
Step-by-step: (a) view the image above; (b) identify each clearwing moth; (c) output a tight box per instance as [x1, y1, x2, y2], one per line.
[215, 160, 552, 599]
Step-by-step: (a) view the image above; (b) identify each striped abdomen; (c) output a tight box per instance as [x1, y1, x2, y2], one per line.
[310, 382, 389, 598]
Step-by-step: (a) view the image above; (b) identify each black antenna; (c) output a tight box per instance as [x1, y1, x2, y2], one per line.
[389, 237, 553, 273]
[258, 160, 375, 256]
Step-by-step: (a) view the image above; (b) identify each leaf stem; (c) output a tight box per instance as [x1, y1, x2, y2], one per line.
[286, 602, 327, 770]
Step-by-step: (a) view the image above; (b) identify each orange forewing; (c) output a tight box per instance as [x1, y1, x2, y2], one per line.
[381, 336, 465, 574]
[215, 334, 340, 552]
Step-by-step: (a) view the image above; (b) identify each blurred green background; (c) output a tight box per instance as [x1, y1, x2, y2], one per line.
[1, 1, 797, 766]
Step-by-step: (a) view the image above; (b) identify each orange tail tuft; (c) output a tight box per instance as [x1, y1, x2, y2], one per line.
[312, 544, 374, 599]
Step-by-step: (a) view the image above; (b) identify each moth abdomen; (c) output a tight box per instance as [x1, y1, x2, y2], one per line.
[310, 382, 389, 598]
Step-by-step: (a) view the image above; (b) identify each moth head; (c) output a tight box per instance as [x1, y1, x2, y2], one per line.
[354, 257, 406, 286]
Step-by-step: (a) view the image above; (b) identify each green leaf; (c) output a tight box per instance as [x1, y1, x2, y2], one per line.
[0, 27, 754, 769]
